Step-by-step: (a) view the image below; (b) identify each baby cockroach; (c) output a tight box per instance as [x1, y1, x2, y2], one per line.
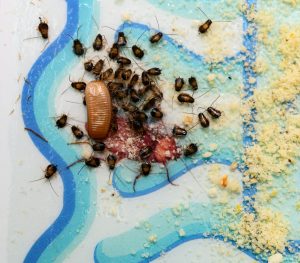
[56, 114, 68, 128]
[92, 59, 104, 76]
[188, 77, 198, 91]
[92, 142, 106, 152]
[100, 68, 114, 81]
[132, 110, 148, 122]
[128, 74, 139, 89]
[38, 17, 49, 39]
[199, 19, 212, 34]
[114, 66, 125, 79]
[67, 156, 101, 174]
[198, 113, 210, 128]
[131, 30, 147, 59]
[150, 32, 163, 43]
[68, 141, 106, 152]
[133, 162, 151, 192]
[71, 81, 86, 92]
[107, 154, 117, 170]
[65, 75, 86, 94]
[207, 107, 221, 118]
[117, 56, 131, 66]
[107, 81, 124, 93]
[197, 7, 212, 34]
[117, 32, 127, 46]
[122, 103, 139, 113]
[129, 88, 140, 103]
[177, 93, 194, 103]
[93, 33, 104, 50]
[121, 69, 132, 80]
[142, 97, 157, 111]
[149, 82, 163, 99]
[142, 71, 151, 86]
[44, 164, 57, 179]
[132, 45, 144, 59]
[175, 77, 184, 92]
[147, 67, 162, 76]
[70, 26, 85, 56]
[184, 143, 198, 156]
[151, 107, 163, 119]
[84, 60, 94, 72]
[31, 164, 58, 196]
[139, 146, 153, 160]
[71, 126, 84, 139]
[85, 81, 112, 140]
[109, 43, 119, 59]
[172, 125, 187, 137]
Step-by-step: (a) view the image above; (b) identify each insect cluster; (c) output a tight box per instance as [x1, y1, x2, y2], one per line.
[28, 13, 223, 194]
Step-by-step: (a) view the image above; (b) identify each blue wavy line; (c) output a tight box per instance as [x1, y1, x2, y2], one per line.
[22, 0, 79, 262]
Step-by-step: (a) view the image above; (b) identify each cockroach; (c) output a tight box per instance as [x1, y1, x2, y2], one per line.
[172, 125, 187, 137]
[147, 67, 162, 76]
[92, 142, 106, 152]
[117, 56, 131, 66]
[68, 76, 86, 92]
[71, 27, 85, 56]
[68, 141, 106, 153]
[184, 143, 198, 156]
[142, 97, 157, 111]
[151, 108, 163, 119]
[150, 32, 163, 43]
[108, 81, 124, 93]
[93, 33, 104, 50]
[133, 162, 151, 191]
[85, 81, 112, 140]
[121, 69, 132, 80]
[85, 156, 101, 167]
[139, 146, 153, 160]
[132, 110, 148, 122]
[149, 82, 163, 99]
[100, 68, 114, 80]
[109, 43, 119, 59]
[188, 77, 198, 90]
[138, 85, 150, 97]
[117, 32, 127, 46]
[31, 164, 58, 196]
[199, 19, 212, 34]
[175, 77, 184, 92]
[132, 45, 144, 59]
[84, 60, 94, 72]
[92, 59, 104, 76]
[44, 164, 57, 179]
[67, 156, 101, 175]
[129, 88, 140, 103]
[71, 126, 84, 139]
[114, 87, 128, 100]
[56, 114, 68, 128]
[38, 17, 49, 39]
[142, 71, 151, 86]
[177, 93, 194, 103]
[114, 66, 125, 79]
[197, 7, 213, 34]
[128, 74, 139, 89]
[71, 81, 86, 92]
[207, 107, 221, 118]
[107, 154, 117, 170]
[198, 113, 210, 128]
[131, 30, 147, 59]
[122, 103, 139, 113]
